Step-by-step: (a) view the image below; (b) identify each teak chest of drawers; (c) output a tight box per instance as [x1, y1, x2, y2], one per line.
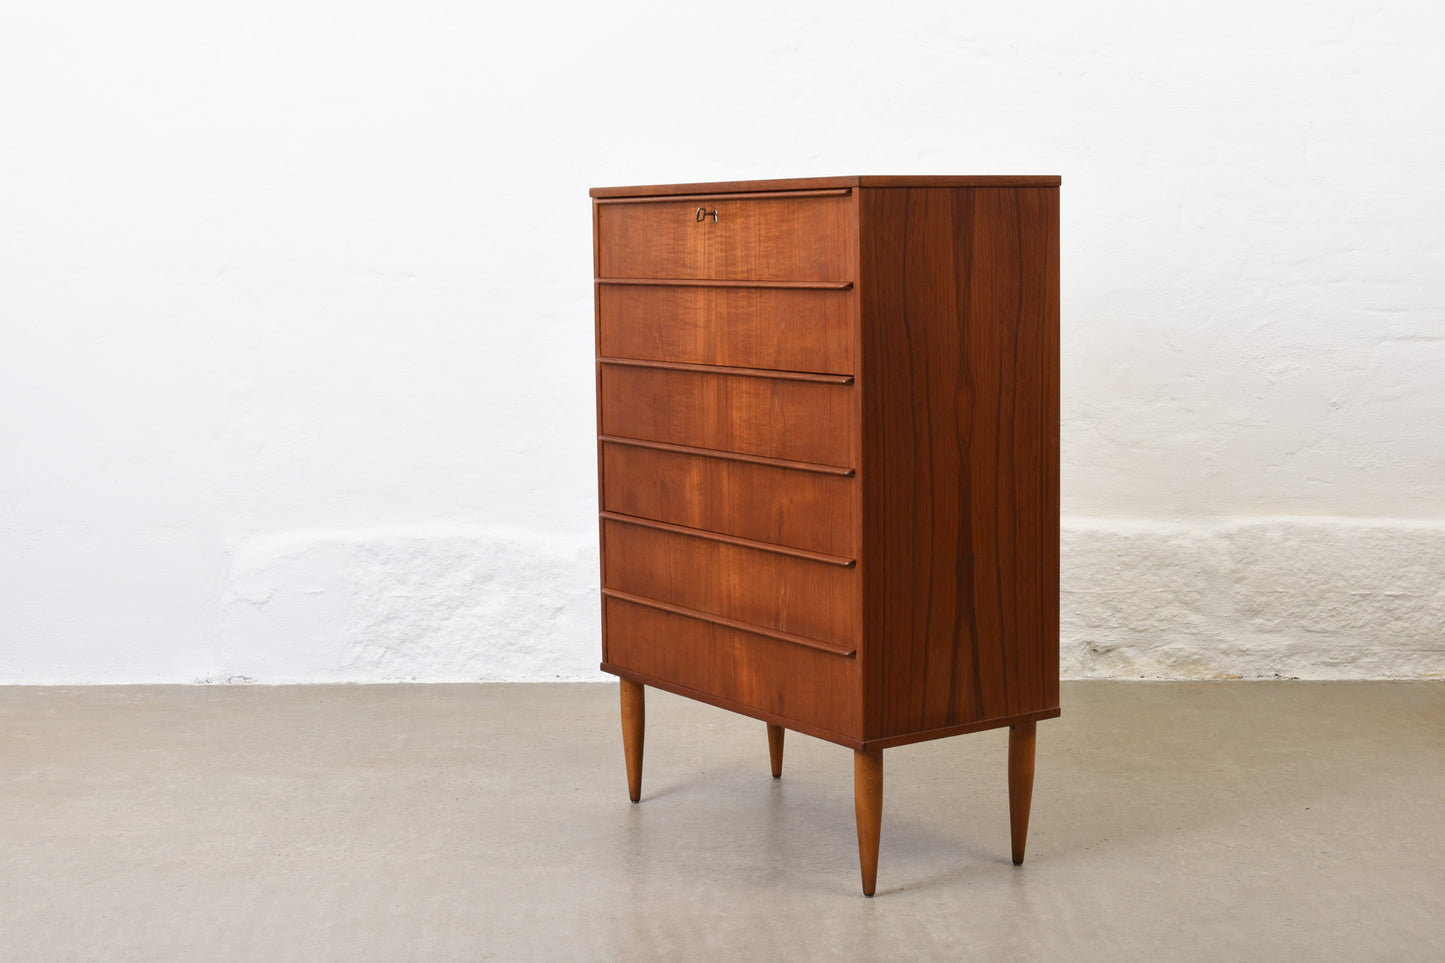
[591, 175, 1060, 895]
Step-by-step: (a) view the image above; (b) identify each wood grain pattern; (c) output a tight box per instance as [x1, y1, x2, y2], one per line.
[601, 518, 858, 649]
[599, 365, 854, 467]
[601, 441, 856, 557]
[603, 596, 860, 736]
[599, 284, 854, 374]
[598, 195, 854, 282]
[858, 186, 1060, 742]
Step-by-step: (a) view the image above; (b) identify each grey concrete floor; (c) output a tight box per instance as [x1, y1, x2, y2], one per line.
[1, 682, 1441, 961]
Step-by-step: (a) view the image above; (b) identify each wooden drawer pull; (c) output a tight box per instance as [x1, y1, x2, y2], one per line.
[603, 589, 856, 658]
[598, 357, 852, 385]
[594, 188, 853, 204]
[597, 278, 853, 290]
[600, 511, 855, 567]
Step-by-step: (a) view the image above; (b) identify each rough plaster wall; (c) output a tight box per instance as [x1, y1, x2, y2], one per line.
[217, 529, 598, 682]
[2, 1, 1442, 682]
[1062, 520, 1445, 680]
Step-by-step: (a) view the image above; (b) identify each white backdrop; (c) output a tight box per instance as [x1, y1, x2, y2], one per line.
[2, 1, 1441, 682]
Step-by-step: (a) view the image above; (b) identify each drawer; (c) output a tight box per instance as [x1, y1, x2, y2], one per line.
[601, 518, 858, 649]
[603, 595, 860, 737]
[596, 192, 854, 282]
[599, 364, 853, 467]
[599, 284, 854, 375]
[602, 441, 856, 558]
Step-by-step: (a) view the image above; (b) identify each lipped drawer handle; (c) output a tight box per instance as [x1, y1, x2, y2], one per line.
[695, 207, 718, 223]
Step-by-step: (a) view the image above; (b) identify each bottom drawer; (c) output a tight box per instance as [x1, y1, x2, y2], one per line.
[603, 596, 860, 738]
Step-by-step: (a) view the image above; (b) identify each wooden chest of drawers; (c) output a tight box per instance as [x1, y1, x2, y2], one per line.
[591, 175, 1060, 895]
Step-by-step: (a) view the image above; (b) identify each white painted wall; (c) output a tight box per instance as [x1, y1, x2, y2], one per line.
[2, 1, 1441, 682]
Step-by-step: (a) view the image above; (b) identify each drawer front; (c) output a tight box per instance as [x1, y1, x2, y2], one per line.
[602, 441, 856, 558]
[602, 519, 858, 649]
[597, 193, 853, 281]
[599, 284, 854, 375]
[604, 595, 860, 737]
[599, 365, 853, 467]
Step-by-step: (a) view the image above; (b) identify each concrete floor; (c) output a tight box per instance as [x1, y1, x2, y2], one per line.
[0, 682, 1441, 961]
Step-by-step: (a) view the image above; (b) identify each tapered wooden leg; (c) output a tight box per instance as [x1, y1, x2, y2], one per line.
[620, 679, 644, 803]
[1008, 721, 1037, 865]
[767, 723, 785, 778]
[853, 747, 883, 897]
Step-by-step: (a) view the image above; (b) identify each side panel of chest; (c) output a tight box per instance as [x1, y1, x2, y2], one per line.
[858, 186, 1060, 742]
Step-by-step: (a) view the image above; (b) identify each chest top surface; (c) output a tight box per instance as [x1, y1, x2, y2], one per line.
[590, 174, 1061, 198]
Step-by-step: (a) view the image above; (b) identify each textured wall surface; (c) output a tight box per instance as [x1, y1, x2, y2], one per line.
[2, 2, 1441, 682]
[1063, 520, 1445, 679]
[218, 529, 599, 682]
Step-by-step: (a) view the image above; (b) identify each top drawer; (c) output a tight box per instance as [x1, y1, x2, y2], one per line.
[596, 191, 854, 282]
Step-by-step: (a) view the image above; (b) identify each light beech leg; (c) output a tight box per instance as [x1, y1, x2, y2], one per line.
[767, 724, 785, 778]
[853, 747, 883, 896]
[1008, 722, 1037, 865]
[620, 680, 645, 803]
